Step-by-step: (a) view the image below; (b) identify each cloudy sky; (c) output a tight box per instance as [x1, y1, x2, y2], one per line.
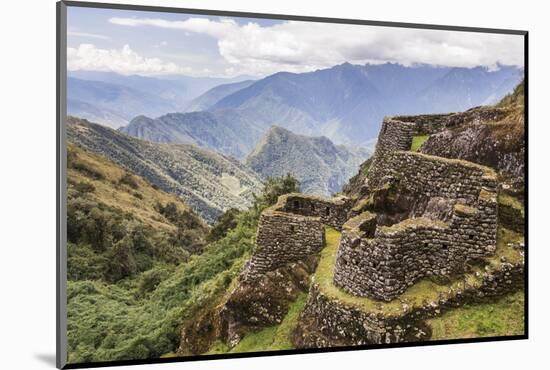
[67, 6, 525, 78]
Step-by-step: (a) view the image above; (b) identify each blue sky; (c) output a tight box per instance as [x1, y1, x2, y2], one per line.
[67, 6, 524, 78]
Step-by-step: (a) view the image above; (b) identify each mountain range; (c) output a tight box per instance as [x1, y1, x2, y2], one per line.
[118, 63, 523, 150]
[246, 126, 371, 195]
[185, 80, 256, 113]
[67, 71, 254, 128]
[120, 110, 264, 159]
[66, 116, 263, 223]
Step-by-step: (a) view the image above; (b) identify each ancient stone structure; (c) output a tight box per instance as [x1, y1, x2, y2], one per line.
[292, 112, 523, 347]
[219, 193, 352, 346]
[215, 109, 524, 351]
[334, 149, 499, 301]
[294, 258, 524, 347]
[241, 193, 351, 282]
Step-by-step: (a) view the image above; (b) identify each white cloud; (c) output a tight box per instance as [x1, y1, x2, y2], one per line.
[153, 41, 169, 48]
[67, 44, 195, 76]
[109, 16, 525, 77]
[68, 31, 111, 40]
[109, 17, 237, 38]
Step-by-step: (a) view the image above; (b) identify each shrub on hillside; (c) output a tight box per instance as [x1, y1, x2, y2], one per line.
[207, 208, 240, 243]
[119, 173, 139, 189]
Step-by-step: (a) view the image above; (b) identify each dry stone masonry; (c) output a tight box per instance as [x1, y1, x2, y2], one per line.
[219, 109, 523, 350]
[334, 149, 499, 301]
[240, 193, 352, 282]
[294, 257, 524, 347]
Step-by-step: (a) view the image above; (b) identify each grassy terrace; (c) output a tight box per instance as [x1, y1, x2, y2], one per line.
[315, 226, 524, 318]
[410, 135, 430, 152]
[498, 193, 525, 214]
[428, 290, 524, 340]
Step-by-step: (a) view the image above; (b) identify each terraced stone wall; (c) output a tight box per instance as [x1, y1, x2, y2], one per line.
[334, 151, 499, 301]
[294, 259, 524, 348]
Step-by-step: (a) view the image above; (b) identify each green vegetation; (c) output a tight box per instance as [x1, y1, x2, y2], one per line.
[498, 193, 525, 215]
[315, 226, 523, 317]
[497, 79, 525, 108]
[254, 173, 300, 208]
[67, 149, 301, 364]
[206, 208, 241, 243]
[67, 116, 264, 224]
[428, 290, 524, 339]
[67, 145, 207, 282]
[207, 293, 308, 354]
[410, 135, 429, 152]
[351, 195, 374, 213]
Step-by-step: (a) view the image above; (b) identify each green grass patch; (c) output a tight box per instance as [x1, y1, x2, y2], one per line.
[428, 290, 525, 339]
[315, 226, 524, 318]
[352, 196, 374, 213]
[498, 193, 524, 214]
[206, 293, 308, 354]
[410, 135, 429, 152]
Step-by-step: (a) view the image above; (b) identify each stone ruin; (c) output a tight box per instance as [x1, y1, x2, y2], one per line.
[216, 110, 524, 349]
[333, 119, 499, 300]
[241, 194, 351, 281]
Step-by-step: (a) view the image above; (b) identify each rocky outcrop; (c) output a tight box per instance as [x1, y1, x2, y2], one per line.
[220, 257, 318, 347]
[420, 120, 524, 183]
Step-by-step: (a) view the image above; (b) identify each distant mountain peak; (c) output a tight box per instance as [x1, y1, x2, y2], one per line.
[247, 126, 371, 196]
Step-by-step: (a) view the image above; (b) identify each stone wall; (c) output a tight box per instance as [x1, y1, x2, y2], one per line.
[369, 149, 498, 194]
[367, 119, 416, 189]
[498, 200, 525, 234]
[278, 193, 351, 230]
[240, 193, 351, 282]
[294, 259, 524, 348]
[334, 199, 497, 300]
[334, 151, 499, 301]
[241, 209, 324, 282]
[367, 107, 512, 191]
[393, 106, 512, 135]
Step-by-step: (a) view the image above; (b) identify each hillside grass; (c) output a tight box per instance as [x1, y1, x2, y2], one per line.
[411, 135, 430, 152]
[66, 145, 257, 363]
[66, 156, 301, 364]
[68, 144, 193, 232]
[206, 293, 308, 354]
[314, 226, 523, 317]
[498, 193, 525, 214]
[497, 79, 525, 108]
[428, 290, 525, 340]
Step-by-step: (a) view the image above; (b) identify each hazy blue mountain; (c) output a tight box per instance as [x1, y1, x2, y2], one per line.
[67, 116, 262, 223]
[67, 71, 254, 128]
[208, 63, 523, 146]
[67, 77, 179, 128]
[67, 98, 128, 129]
[185, 80, 256, 112]
[246, 126, 372, 195]
[415, 65, 525, 113]
[120, 110, 264, 159]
